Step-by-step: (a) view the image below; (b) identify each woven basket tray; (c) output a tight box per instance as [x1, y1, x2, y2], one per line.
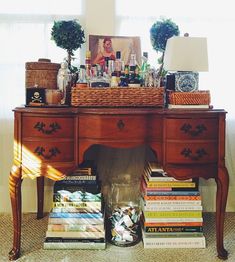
[71, 87, 164, 107]
[168, 90, 211, 105]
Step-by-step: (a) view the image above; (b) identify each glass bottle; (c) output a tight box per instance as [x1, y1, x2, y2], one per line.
[76, 65, 87, 87]
[115, 51, 122, 79]
[85, 50, 91, 80]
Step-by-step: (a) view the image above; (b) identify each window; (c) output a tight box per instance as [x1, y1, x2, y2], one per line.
[0, 1, 83, 115]
[115, 0, 235, 115]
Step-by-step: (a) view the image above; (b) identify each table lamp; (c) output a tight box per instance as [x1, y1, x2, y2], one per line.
[163, 35, 208, 92]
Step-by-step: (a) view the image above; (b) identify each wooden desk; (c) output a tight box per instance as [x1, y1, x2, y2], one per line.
[9, 107, 229, 260]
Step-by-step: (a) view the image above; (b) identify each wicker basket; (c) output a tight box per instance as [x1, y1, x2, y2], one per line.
[71, 87, 165, 107]
[25, 58, 60, 89]
[168, 90, 211, 105]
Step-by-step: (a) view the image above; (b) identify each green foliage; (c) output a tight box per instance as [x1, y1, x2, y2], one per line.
[51, 20, 85, 70]
[150, 18, 180, 53]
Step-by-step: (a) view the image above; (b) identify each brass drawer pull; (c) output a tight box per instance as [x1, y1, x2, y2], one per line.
[117, 119, 125, 130]
[34, 146, 61, 159]
[181, 123, 207, 137]
[34, 122, 61, 135]
[181, 148, 208, 161]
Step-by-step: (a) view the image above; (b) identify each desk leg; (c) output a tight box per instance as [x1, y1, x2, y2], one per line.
[9, 165, 22, 261]
[36, 176, 44, 219]
[215, 167, 229, 260]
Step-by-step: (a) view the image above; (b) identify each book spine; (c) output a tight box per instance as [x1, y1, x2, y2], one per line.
[55, 180, 97, 185]
[49, 212, 103, 219]
[47, 224, 104, 232]
[140, 201, 202, 211]
[141, 179, 171, 192]
[144, 211, 202, 218]
[43, 242, 106, 250]
[52, 202, 101, 209]
[142, 205, 202, 212]
[142, 191, 200, 196]
[63, 176, 96, 180]
[45, 231, 105, 238]
[143, 221, 203, 227]
[143, 217, 203, 223]
[144, 195, 201, 201]
[143, 200, 202, 206]
[45, 237, 105, 243]
[54, 185, 100, 194]
[143, 232, 204, 238]
[143, 236, 206, 249]
[146, 181, 196, 188]
[51, 207, 101, 213]
[144, 226, 203, 233]
[48, 217, 104, 225]
[53, 194, 101, 202]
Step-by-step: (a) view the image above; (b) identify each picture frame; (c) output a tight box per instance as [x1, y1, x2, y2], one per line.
[89, 35, 141, 66]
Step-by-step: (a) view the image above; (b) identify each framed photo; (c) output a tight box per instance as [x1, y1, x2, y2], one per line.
[89, 35, 141, 66]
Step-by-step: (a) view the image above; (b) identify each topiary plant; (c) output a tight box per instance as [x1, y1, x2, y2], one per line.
[150, 18, 180, 79]
[51, 20, 85, 72]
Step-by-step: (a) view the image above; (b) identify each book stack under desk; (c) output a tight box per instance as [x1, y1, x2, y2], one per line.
[44, 162, 106, 250]
[140, 162, 206, 249]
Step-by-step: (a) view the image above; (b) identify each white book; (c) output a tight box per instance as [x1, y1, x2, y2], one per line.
[48, 217, 104, 225]
[47, 224, 104, 232]
[43, 242, 106, 250]
[140, 200, 203, 212]
[142, 230, 206, 249]
[168, 104, 210, 109]
[143, 236, 206, 249]
[46, 230, 105, 238]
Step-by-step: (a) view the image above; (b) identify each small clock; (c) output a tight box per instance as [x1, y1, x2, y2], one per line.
[175, 72, 199, 92]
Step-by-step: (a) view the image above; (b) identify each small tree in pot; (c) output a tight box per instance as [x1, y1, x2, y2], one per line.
[150, 18, 180, 81]
[51, 20, 85, 72]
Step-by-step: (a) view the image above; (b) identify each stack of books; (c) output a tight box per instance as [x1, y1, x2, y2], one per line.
[43, 161, 106, 250]
[140, 161, 206, 249]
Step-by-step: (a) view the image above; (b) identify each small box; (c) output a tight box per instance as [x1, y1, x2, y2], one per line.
[26, 87, 46, 106]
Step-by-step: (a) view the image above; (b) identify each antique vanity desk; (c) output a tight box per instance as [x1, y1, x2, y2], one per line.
[9, 106, 229, 260]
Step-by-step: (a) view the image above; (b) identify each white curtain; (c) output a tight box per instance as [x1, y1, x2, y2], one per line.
[115, 0, 235, 210]
[0, 0, 84, 212]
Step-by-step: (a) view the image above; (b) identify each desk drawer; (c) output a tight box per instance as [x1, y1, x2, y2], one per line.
[79, 115, 155, 140]
[166, 141, 217, 164]
[22, 141, 74, 162]
[165, 118, 218, 140]
[22, 116, 74, 138]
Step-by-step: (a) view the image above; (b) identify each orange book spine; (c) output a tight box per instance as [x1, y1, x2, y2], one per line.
[144, 195, 201, 201]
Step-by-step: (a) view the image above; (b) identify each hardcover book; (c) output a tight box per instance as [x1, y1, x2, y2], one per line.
[51, 206, 101, 213]
[142, 233, 206, 249]
[49, 212, 103, 219]
[48, 217, 104, 225]
[52, 201, 102, 209]
[43, 237, 106, 250]
[45, 230, 105, 239]
[47, 224, 104, 232]
[143, 210, 202, 219]
[144, 226, 203, 233]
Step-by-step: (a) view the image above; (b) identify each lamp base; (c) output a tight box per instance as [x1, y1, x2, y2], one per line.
[175, 72, 199, 92]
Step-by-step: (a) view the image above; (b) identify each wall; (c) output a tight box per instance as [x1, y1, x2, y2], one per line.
[0, 0, 234, 213]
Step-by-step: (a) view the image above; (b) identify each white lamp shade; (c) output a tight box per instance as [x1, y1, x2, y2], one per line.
[163, 36, 209, 72]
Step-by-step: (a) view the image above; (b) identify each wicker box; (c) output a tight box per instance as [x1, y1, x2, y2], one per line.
[168, 90, 211, 105]
[25, 58, 60, 89]
[71, 87, 164, 107]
